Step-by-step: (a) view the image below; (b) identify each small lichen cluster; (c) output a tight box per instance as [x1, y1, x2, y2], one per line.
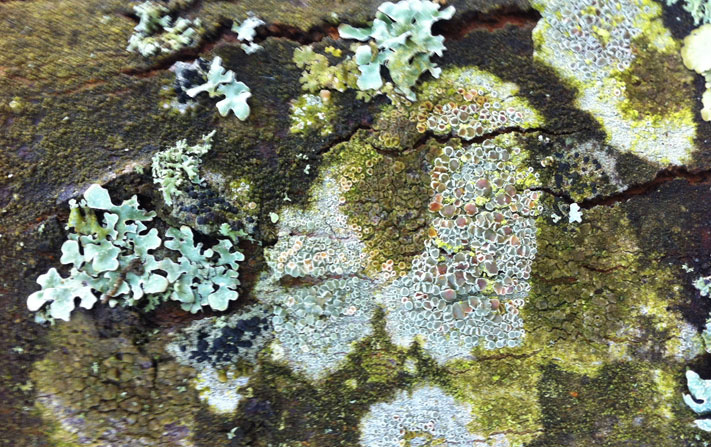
[27, 184, 244, 322]
[256, 174, 380, 379]
[290, 93, 337, 136]
[532, 0, 696, 165]
[360, 385, 506, 447]
[152, 130, 215, 207]
[537, 137, 626, 202]
[380, 134, 541, 363]
[695, 274, 711, 297]
[293, 46, 360, 95]
[413, 69, 541, 139]
[126, 1, 203, 57]
[185, 56, 252, 120]
[666, 0, 711, 25]
[684, 370, 711, 431]
[232, 14, 265, 54]
[338, 0, 455, 100]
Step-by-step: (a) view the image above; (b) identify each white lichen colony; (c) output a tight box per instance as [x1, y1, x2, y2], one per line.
[532, 0, 697, 165]
[360, 385, 510, 447]
[421, 69, 542, 140]
[379, 134, 540, 363]
[256, 173, 381, 379]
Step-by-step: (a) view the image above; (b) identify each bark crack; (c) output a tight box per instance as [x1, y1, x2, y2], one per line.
[537, 165, 711, 208]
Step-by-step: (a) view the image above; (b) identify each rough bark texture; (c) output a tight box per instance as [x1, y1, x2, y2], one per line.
[2, 0, 711, 446]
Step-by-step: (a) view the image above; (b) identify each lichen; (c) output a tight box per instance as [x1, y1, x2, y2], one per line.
[532, 0, 698, 165]
[681, 24, 711, 121]
[186, 56, 253, 120]
[338, 0, 455, 100]
[126, 1, 203, 57]
[30, 313, 201, 446]
[152, 131, 216, 207]
[26, 184, 245, 321]
[378, 133, 541, 363]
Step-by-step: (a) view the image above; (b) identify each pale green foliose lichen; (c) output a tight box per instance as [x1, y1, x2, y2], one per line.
[26, 184, 245, 322]
[338, 0, 455, 100]
[684, 370, 711, 431]
[694, 274, 711, 297]
[126, 1, 203, 57]
[232, 13, 265, 54]
[186, 56, 252, 120]
[152, 130, 216, 207]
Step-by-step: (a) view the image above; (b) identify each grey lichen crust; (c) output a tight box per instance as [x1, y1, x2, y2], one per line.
[360, 385, 507, 447]
[532, 0, 697, 164]
[256, 173, 382, 380]
[166, 306, 272, 413]
[380, 134, 540, 363]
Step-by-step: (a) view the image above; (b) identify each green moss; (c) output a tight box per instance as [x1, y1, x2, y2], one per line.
[445, 356, 542, 445]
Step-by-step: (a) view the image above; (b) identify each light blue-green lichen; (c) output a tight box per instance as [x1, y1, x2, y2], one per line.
[161, 225, 244, 312]
[681, 24, 711, 121]
[666, 0, 711, 25]
[27, 184, 244, 322]
[126, 1, 203, 57]
[338, 0, 455, 100]
[694, 275, 711, 297]
[186, 57, 252, 119]
[255, 173, 380, 379]
[684, 370, 711, 431]
[152, 130, 215, 207]
[232, 14, 265, 54]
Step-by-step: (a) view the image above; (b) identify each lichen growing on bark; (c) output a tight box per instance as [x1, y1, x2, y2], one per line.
[4, 0, 711, 445]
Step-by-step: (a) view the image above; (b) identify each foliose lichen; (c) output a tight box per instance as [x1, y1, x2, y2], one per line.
[232, 13, 265, 54]
[185, 56, 252, 120]
[126, 1, 203, 57]
[681, 24, 711, 121]
[684, 370, 711, 431]
[26, 184, 245, 322]
[338, 0, 455, 100]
